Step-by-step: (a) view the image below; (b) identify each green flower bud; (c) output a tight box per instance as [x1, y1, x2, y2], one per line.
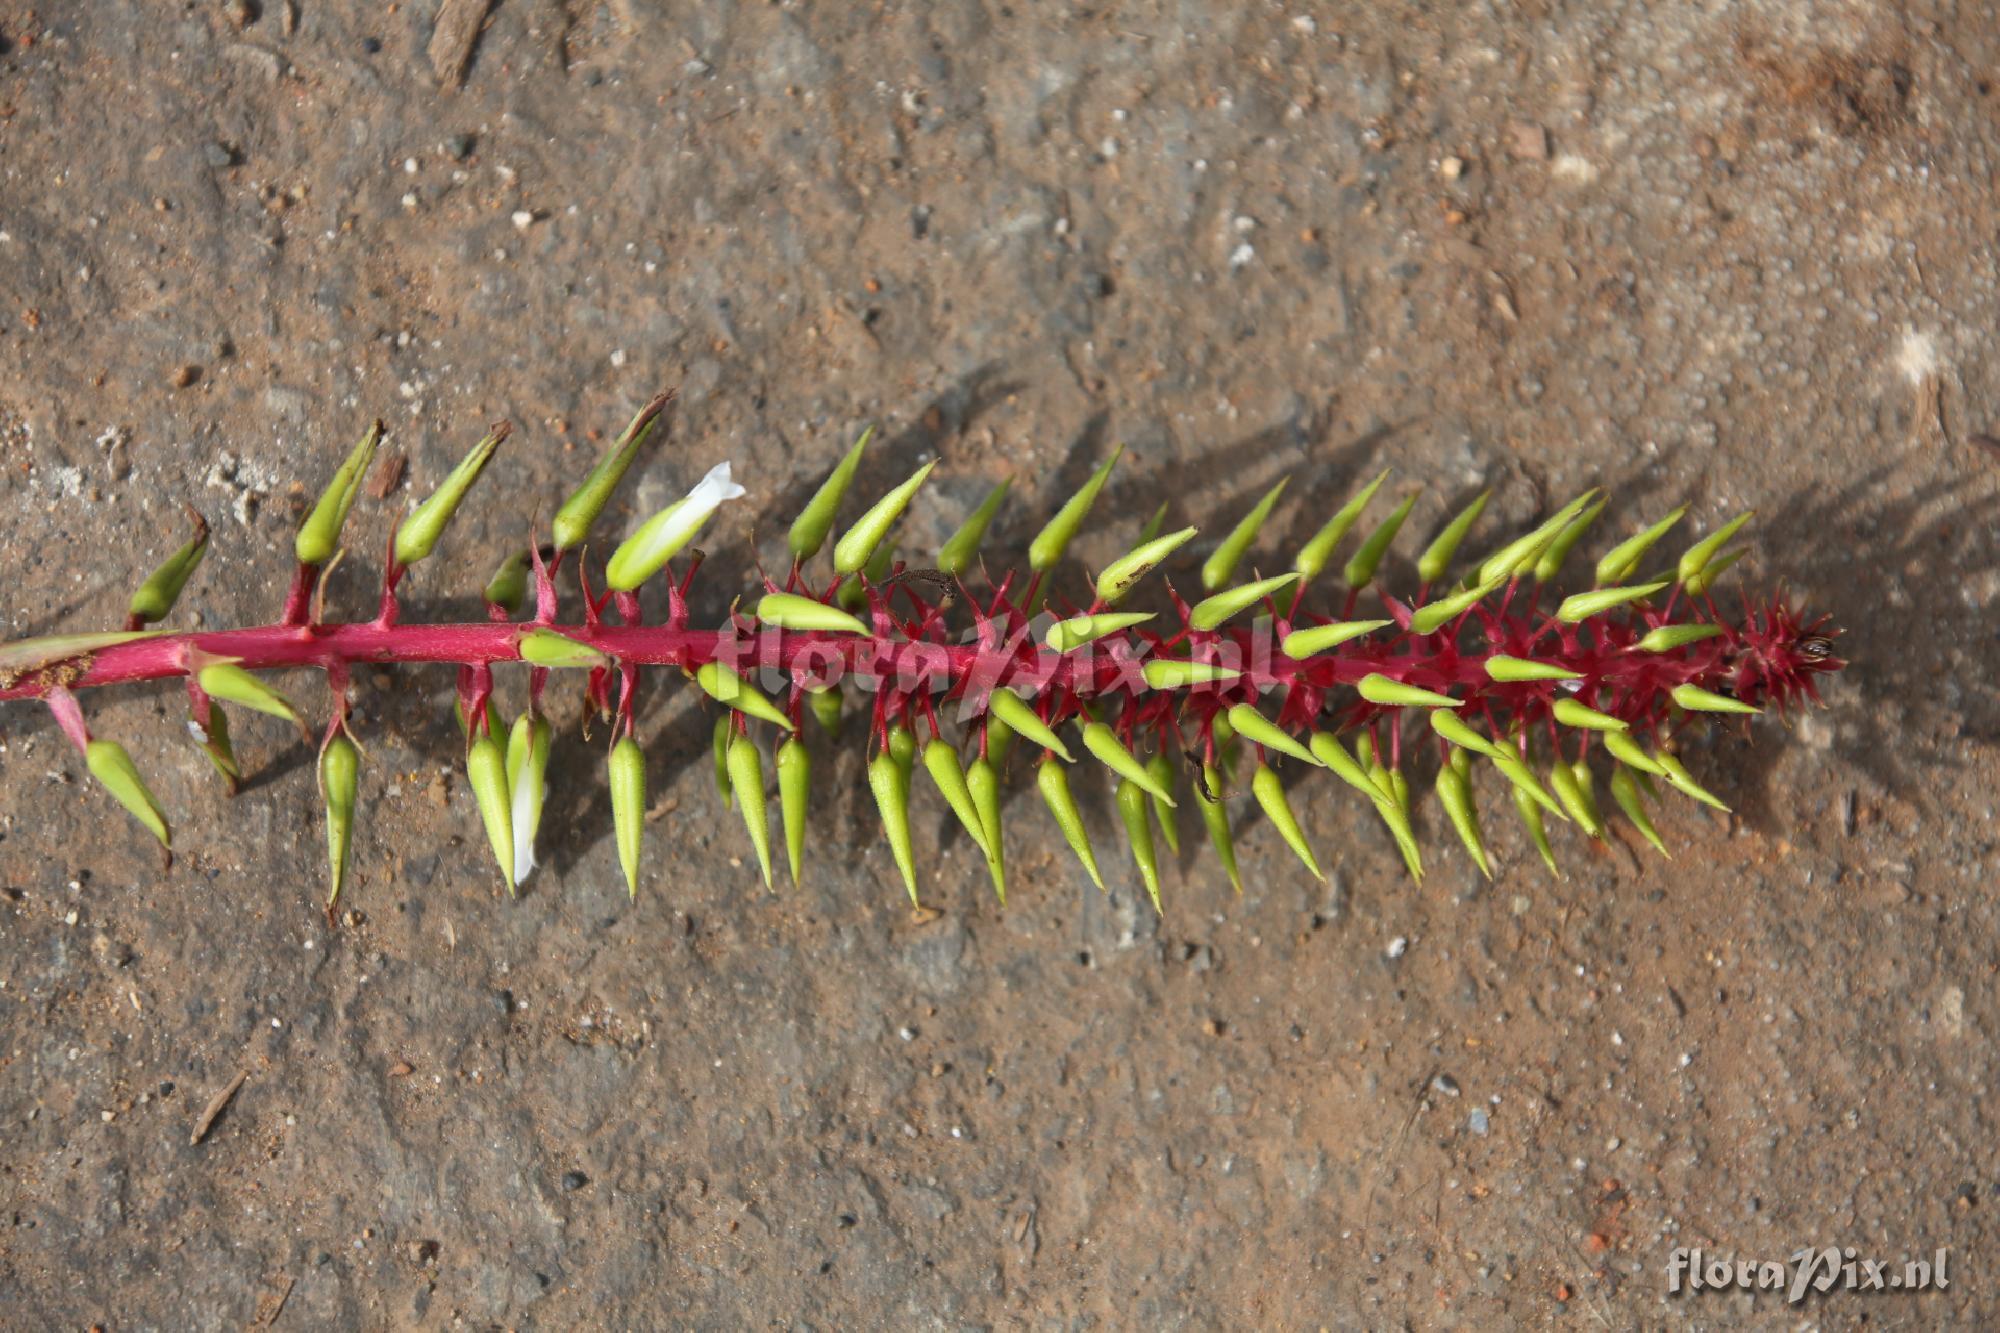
[608, 735, 645, 898]
[1428, 708, 1503, 759]
[464, 731, 514, 889]
[1531, 496, 1606, 584]
[809, 686, 844, 737]
[1136, 500, 1170, 546]
[985, 712, 1013, 767]
[1435, 762, 1491, 878]
[1556, 580, 1670, 624]
[1344, 491, 1418, 590]
[86, 738, 170, 849]
[1201, 477, 1289, 591]
[1602, 728, 1668, 775]
[788, 425, 872, 561]
[1677, 510, 1754, 586]
[1225, 703, 1320, 767]
[128, 510, 209, 626]
[1250, 764, 1323, 880]
[196, 662, 303, 731]
[1308, 730, 1382, 797]
[506, 713, 553, 888]
[1145, 752, 1180, 857]
[1189, 572, 1299, 631]
[1683, 546, 1745, 597]
[518, 628, 606, 669]
[833, 460, 937, 576]
[1028, 447, 1122, 572]
[967, 755, 1005, 904]
[1470, 490, 1600, 588]
[1672, 683, 1758, 716]
[1115, 777, 1163, 913]
[1281, 619, 1391, 659]
[937, 480, 1010, 577]
[1548, 758, 1602, 838]
[1594, 506, 1687, 587]
[1141, 659, 1242, 689]
[296, 420, 383, 567]
[1417, 490, 1489, 584]
[192, 703, 240, 790]
[484, 549, 531, 613]
[1609, 765, 1669, 856]
[1356, 673, 1460, 710]
[1036, 757, 1102, 890]
[1512, 782, 1562, 878]
[1656, 751, 1730, 811]
[1483, 655, 1582, 683]
[985, 687, 1072, 761]
[1080, 721, 1174, 805]
[1193, 761, 1241, 893]
[394, 423, 506, 567]
[923, 737, 991, 856]
[1489, 748, 1566, 821]
[1096, 526, 1199, 604]
[868, 743, 918, 905]
[1553, 698, 1627, 731]
[1408, 576, 1502, 635]
[755, 592, 870, 636]
[1044, 611, 1154, 652]
[712, 715, 735, 807]
[552, 395, 671, 553]
[777, 736, 811, 886]
[728, 732, 773, 889]
[1634, 622, 1724, 653]
[1295, 468, 1390, 582]
[319, 733, 360, 910]
[695, 662, 796, 732]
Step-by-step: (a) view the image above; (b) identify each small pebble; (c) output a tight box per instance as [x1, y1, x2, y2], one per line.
[445, 133, 476, 161]
[1469, 1108, 1490, 1135]
[512, 210, 536, 232]
[1386, 936, 1408, 959]
[203, 141, 235, 169]
[171, 363, 202, 388]
[561, 1170, 590, 1191]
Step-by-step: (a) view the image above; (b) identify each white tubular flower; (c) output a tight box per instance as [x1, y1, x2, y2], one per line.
[605, 461, 747, 591]
[505, 714, 553, 888]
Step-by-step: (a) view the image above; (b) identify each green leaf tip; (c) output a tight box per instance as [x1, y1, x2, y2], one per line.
[777, 736, 811, 886]
[937, 480, 1010, 577]
[394, 422, 507, 567]
[868, 737, 919, 905]
[1672, 683, 1760, 716]
[1484, 655, 1581, 683]
[729, 732, 774, 889]
[1097, 526, 1198, 605]
[1190, 572, 1299, 631]
[553, 393, 674, 553]
[128, 509, 209, 626]
[1250, 764, 1324, 881]
[1037, 758, 1103, 890]
[609, 736, 646, 898]
[1345, 491, 1419, 590]
[834, 459, 937, 576]
[86, 738, 171, 850]
[1226, 703, 1319, 767]
[1356, 673, 1460, 709]
[1029, 446, 1123, 572]
[1417, 490, 1489, 585]
[1557, 581, 1670, 624]
[1115, 777, 1164, 912]
[696, 662, 796, 732]
[1080, 722, 1174, 806]
[1678, 510, 1755, 586]
[789, 425, 873, 561]
[1594, 505, 1687, 587]
[1281, 619, 1390, 659]
[296, 419, 383, 567]
[1295, 468, 1390, 582]
[1202, 477, 1288, 591]
[755, 592, 870, 637]
[1045, 611, 1154, 652]
[987, 687, 1072, 761]
[196, 662, 302, 730]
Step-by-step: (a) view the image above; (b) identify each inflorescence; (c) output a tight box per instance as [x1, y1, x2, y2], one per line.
[0, 392, 1846, 917]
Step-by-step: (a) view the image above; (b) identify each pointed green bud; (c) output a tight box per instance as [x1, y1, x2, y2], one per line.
[1344, 491, 1418, 590]
[1657, 752, 1730, 811]
[553, 396, 670, 553]
[834, 460, 937, 576]
[605, 461, 747, 591]
[695, 662, 796, 732]
[195, 662, 302, 730]
[1192, 761, 1241, 892]
[1250, 764, 1324, 880]
[1097, 526, 1199, 604]
[937, 481, 1010, 577]
[1409, 575, 1502, 635]
[868, 744, 919, 905]
[727, 733, 773, 889]
[1027, 447, 1122, 572]
[1435, 763, 1491, 878]
[86, 738, 170, 849]
[1512, 783, 1562, 878]
[755, 592, 870, 636]
[1144, 752, 1180, 856]
[296, 420, 382, 567]
[1295, 468, 1390, 582]
[1672, 683, 1760, 716]
[128, 510, 209, 626]
[1190, 572, 1299, 631]
[985, 712, 1014, 767]
[1225, 704, 1319, 767]
[1609, 765, 1669, 856]
[1489, 748, 1566, 821]
[1418, 491, 1489, 584]
[1137, 500, 1169, 546]
[1037, 757, 1103, 890]
[453, 694, 502, 740]
[1602, 728, 1668, 776]
[1080, 721, 1174, 806]
[319, 732, 359, 910]
[394, 424, 505, 567]
[1471, 490, 1600, 587]
[1635, 622, 1724, 653]
[464, 731, 514, 889]
[505, 713, 553, 887]
[1594, 506, 1687, 586]
[1356, 673, 1460, 709]
[712, 715, 735, 806]
[1677, 510, 1754, 585]
[192, 704, 240, 788]
[809, 686, 844, 737]
[1308, 729, 1385, 797]
[1429, 709, 1503, 759]
[1109, 776, 1164, 911]
[1281, 619, 1391, 659]
[1142, 659, 1242, 689]
[1045, 612, 1153, 652]
[518, 628, 607, 669]
[1683, 547, 1746, 598]
[1531, 496, 1606, 584]
[1548, 759, 1602, 838]
[1374, 789, 1425, 883]
[1202, 477, 1288, 591]
[1557, 581, 1670, 624]
[484, 549, 530, 613]
[608, 736, 646, 898]
[1553, 698, 1627, 731]
[777, 737, 810, 886]
[923, 738, 992, 855]
[987, 687, 1072, 761]
[789, 426, 873, 561]
[1484, 655, 1582, 683]
[967, 755, 1006, 903]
